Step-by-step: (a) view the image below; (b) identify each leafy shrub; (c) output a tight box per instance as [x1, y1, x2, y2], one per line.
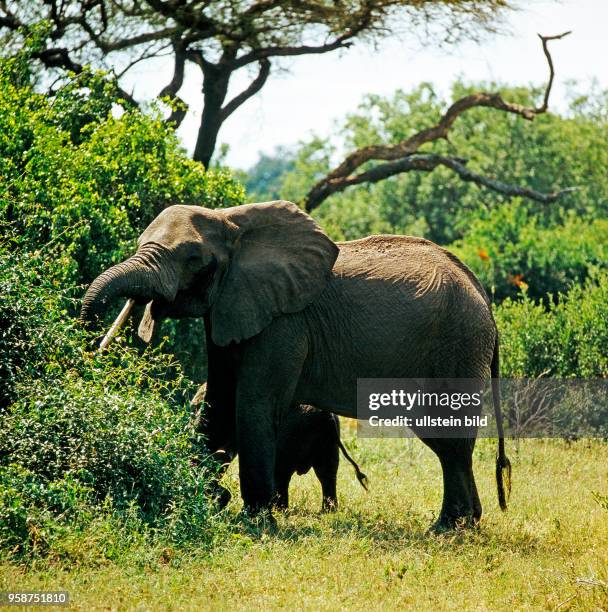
[451, 203, 608, 302]
[495, 270, 608, 378]
[0, 465, 95, 557]
[0, 51, 244, 292]
[494, 272, 608, 437]
[0, 202, 221, 561]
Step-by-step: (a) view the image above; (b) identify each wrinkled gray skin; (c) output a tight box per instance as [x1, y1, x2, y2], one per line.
[191, 384, 368, 512]
[81, 201, 510, 530]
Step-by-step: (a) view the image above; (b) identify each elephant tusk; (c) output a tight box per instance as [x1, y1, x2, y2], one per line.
[98, 298, 135, 351]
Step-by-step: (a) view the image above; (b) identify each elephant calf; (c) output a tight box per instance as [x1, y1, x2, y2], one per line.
[191, 384, 368, 511]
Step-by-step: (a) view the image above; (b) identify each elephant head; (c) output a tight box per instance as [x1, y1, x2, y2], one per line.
[80, 201, 339, 346]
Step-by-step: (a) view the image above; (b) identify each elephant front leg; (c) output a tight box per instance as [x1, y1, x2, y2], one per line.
[236, 399, 278, 514]
[234, 323, 307, 516]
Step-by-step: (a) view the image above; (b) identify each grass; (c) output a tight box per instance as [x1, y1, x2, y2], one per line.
[1, 436, 607, 610]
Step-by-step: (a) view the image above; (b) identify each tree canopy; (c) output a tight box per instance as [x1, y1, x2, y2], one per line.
[0, 0, 512, 166]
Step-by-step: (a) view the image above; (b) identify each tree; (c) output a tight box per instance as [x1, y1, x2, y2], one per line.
[272, 77, 608, 243]
[0, 0, 512, 167]
[303, 32, 574, 211]
[242, 146, 296, 201]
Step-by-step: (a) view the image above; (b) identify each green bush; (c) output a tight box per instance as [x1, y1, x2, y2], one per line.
[495, 270, 608, 378]
[0, 245, 223, 560]
[494, 272, 608, 437]
[451, 203, 608, 302]
[0, 465, 95, 557]
[0, 51, 244, 291]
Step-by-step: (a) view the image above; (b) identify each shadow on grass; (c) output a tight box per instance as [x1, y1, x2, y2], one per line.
[227, 503, 549, 559]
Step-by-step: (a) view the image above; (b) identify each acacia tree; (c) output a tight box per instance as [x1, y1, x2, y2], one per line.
[0, 0, 512, 167]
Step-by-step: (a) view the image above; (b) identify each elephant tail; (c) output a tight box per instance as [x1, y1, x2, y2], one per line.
[332, 415, 369, 491]
[492, 336, 512, 511]
[338, 439, 369, 491]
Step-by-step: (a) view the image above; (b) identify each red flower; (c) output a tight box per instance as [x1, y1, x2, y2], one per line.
[507, 273, 528, 291]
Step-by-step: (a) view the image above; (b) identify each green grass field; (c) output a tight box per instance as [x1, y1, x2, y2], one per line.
[1, 436, 607, 610]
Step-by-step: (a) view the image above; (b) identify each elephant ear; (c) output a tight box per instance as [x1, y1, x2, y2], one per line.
[210, 201, 338, 346]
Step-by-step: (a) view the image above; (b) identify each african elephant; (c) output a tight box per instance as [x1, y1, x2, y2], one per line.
[191, 384, 368, 511]
[81, 200, 511, 530]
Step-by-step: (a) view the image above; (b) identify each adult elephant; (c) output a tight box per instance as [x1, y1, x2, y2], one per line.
[81, 200, 511, 530]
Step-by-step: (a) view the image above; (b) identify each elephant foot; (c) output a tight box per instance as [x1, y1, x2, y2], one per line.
[321, 498, 338, 513]
[429, 513, 479, 534]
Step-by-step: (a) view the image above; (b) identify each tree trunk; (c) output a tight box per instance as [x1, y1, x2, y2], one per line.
[193, 66, 231, 168]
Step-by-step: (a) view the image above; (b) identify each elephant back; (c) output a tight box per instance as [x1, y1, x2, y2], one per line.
[334, 234, 491, 309]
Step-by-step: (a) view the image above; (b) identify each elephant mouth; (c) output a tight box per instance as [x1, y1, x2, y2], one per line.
[82, 247, 218, 350]
[106, 268, 216, 348]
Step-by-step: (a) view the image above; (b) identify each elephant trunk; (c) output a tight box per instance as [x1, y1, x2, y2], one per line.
[80, 243, 178, 323]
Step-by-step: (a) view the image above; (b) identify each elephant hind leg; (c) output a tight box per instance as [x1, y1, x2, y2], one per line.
[426, 438, 480, 531]
[313, 444, 339, 512]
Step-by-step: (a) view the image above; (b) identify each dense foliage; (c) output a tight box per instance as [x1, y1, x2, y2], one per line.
[451, 205, 608, 302]
[496, 271, 608, 379]
[0, 244, 226, 560]
[0, 51, 243, 560]
[0, 52, 243, 291]
[0, 46, 244, 382]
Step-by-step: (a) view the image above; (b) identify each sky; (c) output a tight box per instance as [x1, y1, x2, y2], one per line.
[125, 0, 608, 169]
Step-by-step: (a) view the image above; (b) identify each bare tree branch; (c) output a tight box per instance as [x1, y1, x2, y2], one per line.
[537, 31, 572, 112]
[304, 154, 577, 211]
[219, 59, 271, 122]
[115, 42, 172, 78]
[0, 1, 21, 30]
[33, 47, 139, 108]
[88, 27, 181, 53]
[304, 31, 573, 211]
[159, 40, 188, 128]
[143, 0, 218, 37]
[33, 47, 84, 74]
[429, 155, 577, 204]
[232, 35, 354, 69]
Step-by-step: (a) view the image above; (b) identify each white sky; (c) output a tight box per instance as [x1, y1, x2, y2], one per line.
[124, 0, 608, 169]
